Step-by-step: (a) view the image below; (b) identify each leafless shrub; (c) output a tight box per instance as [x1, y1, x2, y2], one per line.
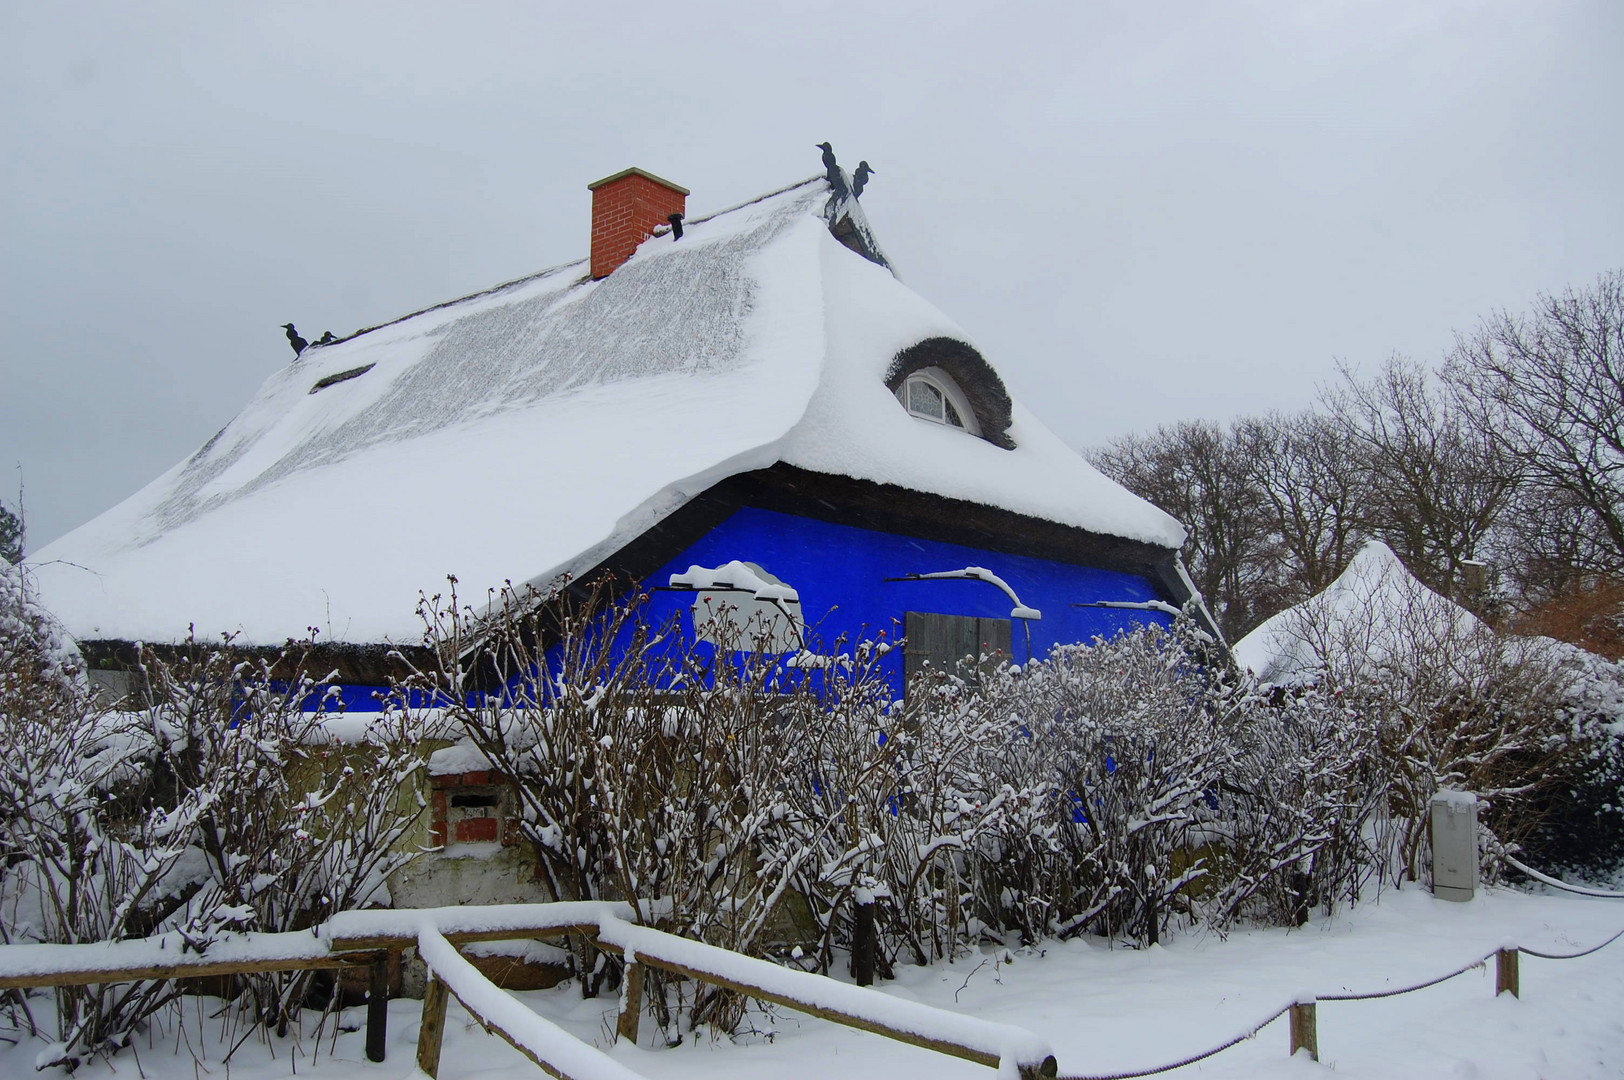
[1260, 553, 1582, 882]
[0, 564, 426, 1067]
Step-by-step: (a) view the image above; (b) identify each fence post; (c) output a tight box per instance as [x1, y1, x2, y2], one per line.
[616, 959, 643, 1044]
[416, 974, 450, 1078]
[1017, 1053, 1060, 1080]
[1496, 947, 1520, 998]
[852, 893, 877, 987]
[1289, 999, 1318, 1061]
[365, 954, 390, 1063]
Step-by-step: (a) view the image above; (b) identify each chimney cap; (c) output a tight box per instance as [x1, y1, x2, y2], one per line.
[586, 166, 690, 195]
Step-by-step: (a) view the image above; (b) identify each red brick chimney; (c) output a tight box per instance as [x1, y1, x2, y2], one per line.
[587, 167, 689, 280]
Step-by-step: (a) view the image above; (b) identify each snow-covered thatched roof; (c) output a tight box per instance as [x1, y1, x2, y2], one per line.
[31, 177, 1184, 646]
[1231, 541, 1481, 685]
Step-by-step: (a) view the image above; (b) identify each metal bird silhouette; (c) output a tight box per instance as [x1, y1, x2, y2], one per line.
[852, 160, 875, 198]
[815, 142, 849, 197]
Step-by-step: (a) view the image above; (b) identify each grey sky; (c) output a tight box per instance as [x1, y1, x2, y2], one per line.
[4, 1, 1620, 550]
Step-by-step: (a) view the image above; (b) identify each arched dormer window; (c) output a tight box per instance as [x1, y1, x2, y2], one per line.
[885, 337, 1016, 449]
[895, 368, 981, 436]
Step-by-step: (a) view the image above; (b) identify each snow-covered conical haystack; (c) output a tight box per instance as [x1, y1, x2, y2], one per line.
[1232, 541, 1481, 686]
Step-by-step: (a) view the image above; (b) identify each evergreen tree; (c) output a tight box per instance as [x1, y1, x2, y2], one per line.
[0, 501, 21, 564]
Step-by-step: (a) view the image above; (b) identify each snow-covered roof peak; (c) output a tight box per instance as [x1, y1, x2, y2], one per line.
[31, 174, 1184, 646]
[1232, 541, 1482, 685]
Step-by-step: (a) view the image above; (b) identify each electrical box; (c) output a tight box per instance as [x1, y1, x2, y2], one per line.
[1430, 790, 1479, 902]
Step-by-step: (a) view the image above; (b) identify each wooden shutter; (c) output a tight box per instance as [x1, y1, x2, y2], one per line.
[904, 611, 1012, 695]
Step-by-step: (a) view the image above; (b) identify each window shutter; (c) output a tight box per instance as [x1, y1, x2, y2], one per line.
[904, 611, 1012, 695]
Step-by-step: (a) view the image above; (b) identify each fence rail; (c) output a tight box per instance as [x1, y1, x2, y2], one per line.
[3, 891, 1620, 1080]
[0, 902, 1056, 1080]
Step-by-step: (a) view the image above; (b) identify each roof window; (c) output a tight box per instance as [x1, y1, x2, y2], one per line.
[896, 368, 980, 436]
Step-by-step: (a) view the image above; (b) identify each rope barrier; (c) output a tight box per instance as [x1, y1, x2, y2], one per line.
[1518, 923, 1624, 961]
[1319, 954, 1489, 1001]
[1504, 855, 1624, 899]
[1056, 903, 1624, 1079]
[1056, 1003, 1293, 1080]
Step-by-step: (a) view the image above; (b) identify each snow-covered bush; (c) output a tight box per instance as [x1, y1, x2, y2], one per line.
[1238, 543, 1591, 883]
[965, 622, 1231, 945]
[0, 566, 427, 1066]
[407, 576, 858, 1035]
[1514, 645, 1624, 879]
[1, 566, 210, 1067]
[135, 639, 427, 1035]
[409, 567, 1602, 1039]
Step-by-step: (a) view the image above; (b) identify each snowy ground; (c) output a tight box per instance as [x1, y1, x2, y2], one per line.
[5, 885, 1622, 1080]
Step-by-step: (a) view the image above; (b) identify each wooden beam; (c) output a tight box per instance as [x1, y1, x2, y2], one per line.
[435, 972, 578, 1080]
[1496, 948, 1520, 998]
[616, 961, 643, 1045]
[1289, 1000, 1318, 1061]
[417, 975, 450, 1079]
[0, 952, 376, 991]
[593, 939, 1057, 1078]
[366, 954, 390, 1063]
[328, 924, 599, 953]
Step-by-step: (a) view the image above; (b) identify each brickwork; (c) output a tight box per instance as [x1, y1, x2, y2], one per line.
[429, 770, 518, 848]
[589, 168, 688, 279]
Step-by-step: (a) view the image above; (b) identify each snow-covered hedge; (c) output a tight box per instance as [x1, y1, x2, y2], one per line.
[404, 576, 1606, 1043]
[0, 565, 428, 1069]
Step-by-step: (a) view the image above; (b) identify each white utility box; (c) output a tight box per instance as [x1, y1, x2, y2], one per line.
[1430, 790, 1479, 902]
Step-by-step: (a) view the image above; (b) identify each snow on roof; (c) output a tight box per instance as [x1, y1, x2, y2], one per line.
[31, 177, 1185, 646]
[1231, 541, 1482, 685]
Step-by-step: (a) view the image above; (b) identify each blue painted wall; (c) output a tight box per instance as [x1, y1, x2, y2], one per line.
[320, 505, 1173, 708]
[643, 506, 1171, 684]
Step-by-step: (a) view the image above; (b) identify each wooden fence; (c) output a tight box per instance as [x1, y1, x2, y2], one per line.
[5, 898, 1621, 1080]
[1, 901, 1057, 1080]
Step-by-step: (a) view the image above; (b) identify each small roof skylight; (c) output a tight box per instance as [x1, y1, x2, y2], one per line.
[897, 369, 979, 435]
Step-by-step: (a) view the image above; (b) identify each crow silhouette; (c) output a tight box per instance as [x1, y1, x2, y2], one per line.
[281, 323, 308, 356]
[852, 160, 875, 198]
[815, 141, 849, 197]
[315, 331, 336, 346]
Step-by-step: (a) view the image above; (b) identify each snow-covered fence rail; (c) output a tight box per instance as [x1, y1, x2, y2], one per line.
[2, 901, 1056, 1080]
[6, 890, 1622, 1080]
[323, 903, 1060, 1080]
[0, 931, 370, 990]
[587, 913, 1057, 1079]
[416, 926, 646, 1080]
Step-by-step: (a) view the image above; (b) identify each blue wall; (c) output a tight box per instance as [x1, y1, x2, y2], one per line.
[320, 505, 1173, 708]
[643, 506, 1171, 684]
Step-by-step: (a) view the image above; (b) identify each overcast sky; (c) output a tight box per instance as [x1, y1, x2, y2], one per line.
[4, 1, 1620, 549]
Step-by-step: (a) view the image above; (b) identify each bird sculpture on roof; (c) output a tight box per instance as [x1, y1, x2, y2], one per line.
[281, 323, 308, 357]
[852, 160, 875, 198]
[815, 141, 850, 198]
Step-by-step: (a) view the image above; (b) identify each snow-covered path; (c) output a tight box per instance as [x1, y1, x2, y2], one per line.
[5, 885, 1621, 1079]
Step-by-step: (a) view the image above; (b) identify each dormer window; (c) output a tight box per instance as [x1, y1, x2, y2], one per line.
[896, 368, 981, 436]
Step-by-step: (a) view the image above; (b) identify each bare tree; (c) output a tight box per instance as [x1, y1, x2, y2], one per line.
[1091, 421, 1274, 638]
[1325, 357, 1517, 605]
[1445, 270, 1624, 592]
[1238, 411, 1369, 605]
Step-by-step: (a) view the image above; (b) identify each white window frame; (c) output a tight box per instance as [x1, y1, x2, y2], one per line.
[895, 367, 982, 436]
